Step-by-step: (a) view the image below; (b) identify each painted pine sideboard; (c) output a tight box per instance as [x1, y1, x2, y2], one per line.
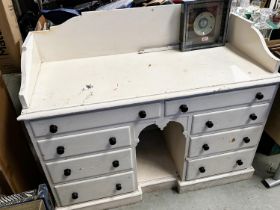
[18, 5, 280, 210]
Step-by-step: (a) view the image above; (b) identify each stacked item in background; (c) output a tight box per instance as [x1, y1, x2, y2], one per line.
[0, 73, 43, 195]
[0, 0, 43, 197]
[267, 39, 280, 57]
[0, 184, 54, 210]
[0, 0, 22, 74]
[231, 0, 280, 33]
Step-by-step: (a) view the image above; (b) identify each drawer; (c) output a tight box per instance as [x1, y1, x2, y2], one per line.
[46, 148, 134, 184]
[55, 171, 136, 206]
[188, 125, 263, 157]
[185, 148, 255, 180]
[38, 126, 131, 160]
[165, 85, 277, 116]
[191, 103, 270, 134]
[30, 102, 161, 137]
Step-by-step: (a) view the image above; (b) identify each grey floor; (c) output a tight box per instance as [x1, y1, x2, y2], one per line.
[113, 154, 280, 210]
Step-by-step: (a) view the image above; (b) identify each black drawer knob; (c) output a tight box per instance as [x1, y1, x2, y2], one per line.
[72, 192, 78, 199]
[138, 110, 147, 118]
[243, 137, 250, 143]
[116, 183, 122, 191]
[199, 167, 206, 173]
[236, 160, 243, 166]
[49, 124, 58, 133]
[64, 169, 71, 176]
[202, 144, 210, 151]
[249, 113, 257, 120]
[56, 146, 65, 155]
[256, 92, 264, 100]
[112, 160, 119, 168]
[206, 121, 214, 128]
[109, 137, 117, 145]
[179, 104, 188, 113]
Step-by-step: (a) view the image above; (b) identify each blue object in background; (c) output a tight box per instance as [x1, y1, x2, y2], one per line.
[96, 0, 133, 11]
[41, 8, 80, 25]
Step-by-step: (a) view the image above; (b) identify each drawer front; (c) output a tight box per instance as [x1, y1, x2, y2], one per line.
[165, 85, 277, 116]
[38, 126, 131, 160]
[186, 148, 255, 180]
[189, 125, 263, 157]
[30, 103, 161, 137]
[55, 171, 136, 206]
[46, 148, 134, 184]
[191, 103, 270, 134]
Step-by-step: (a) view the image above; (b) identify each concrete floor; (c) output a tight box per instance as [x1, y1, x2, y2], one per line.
[113, 154, 280, 210]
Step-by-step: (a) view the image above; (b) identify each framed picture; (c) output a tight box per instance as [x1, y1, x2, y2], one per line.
[180, 0, 232, 51]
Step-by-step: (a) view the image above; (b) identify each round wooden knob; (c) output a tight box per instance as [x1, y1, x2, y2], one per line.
[206, 121, 214, 128]
[112, 160, 119, 168]
[138, 110, 147, 118]
[236, 160, 243, 166]
[199, 167, 206, 173]
[255, 92, 264, 100]
[249, 113, 257, 120]
[49, 124, 58, 133]
[56, 146, 65, 155]
[116, 183, 122, 191]
[64, 169, 71, 176]
[109, 137, 117, 145]
[202, 144, 210, 151]
[72, 192, 78, 199]
[179, 104, 188, 113]
[243, 137, 250, 143]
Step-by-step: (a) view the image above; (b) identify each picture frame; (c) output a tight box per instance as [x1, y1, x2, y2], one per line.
[180, 0, 232, 51]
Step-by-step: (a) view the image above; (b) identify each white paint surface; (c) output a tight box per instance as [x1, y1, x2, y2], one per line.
[19, 46, 280, 120]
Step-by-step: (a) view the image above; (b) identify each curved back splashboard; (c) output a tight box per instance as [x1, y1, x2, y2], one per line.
[227, 14, 280, 73]
[33, 4, 181, 62]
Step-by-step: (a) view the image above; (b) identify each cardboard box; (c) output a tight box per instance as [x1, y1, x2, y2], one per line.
[1, 199, 46, 210]
[0, 73, 41, 194]
[0, 0, 22, 74]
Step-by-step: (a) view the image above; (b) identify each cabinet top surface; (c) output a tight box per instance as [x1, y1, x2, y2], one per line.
[20, 45, 280, 119]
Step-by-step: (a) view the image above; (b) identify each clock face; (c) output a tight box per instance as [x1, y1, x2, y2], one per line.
[193, 12, 216, 36]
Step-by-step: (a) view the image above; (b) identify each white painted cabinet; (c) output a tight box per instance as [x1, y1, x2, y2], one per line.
[24, 84, 278, 208]
[18, 8, 280, 210]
